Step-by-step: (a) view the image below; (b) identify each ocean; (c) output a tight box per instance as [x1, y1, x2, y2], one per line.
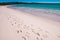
[12, 3, 60, 10]
[10, 3, 60, 22]
[10, 3, 60, 16]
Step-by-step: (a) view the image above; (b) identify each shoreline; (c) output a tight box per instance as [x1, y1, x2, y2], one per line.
[9, 7, 60, 22]
[0, 6, 60, 40]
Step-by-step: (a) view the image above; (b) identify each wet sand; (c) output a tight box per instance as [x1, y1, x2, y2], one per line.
[10, 7, 60, 22]
[0, 6, 60, 40]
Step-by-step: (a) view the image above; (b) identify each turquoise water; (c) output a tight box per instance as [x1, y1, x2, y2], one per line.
[12, 3, 60, 10]
[10, 3, 60, 22]
[10, 3, 60, 16]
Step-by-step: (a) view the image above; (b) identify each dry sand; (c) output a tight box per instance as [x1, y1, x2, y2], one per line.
[0, 6, 60, 40]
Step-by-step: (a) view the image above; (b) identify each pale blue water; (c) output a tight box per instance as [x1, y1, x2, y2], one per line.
[12, 3, 60, 10]
[10, 3, 60, 22]
[11, 4, 60, 16]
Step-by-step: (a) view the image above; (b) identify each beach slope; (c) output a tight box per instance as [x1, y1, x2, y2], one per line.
[0, 6, 60, 40]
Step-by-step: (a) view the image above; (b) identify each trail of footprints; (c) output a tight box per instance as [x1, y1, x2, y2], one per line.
[7, 15, 60, 40]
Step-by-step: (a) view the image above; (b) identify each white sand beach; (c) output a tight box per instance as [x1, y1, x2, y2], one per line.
[0, 6, 60, 40]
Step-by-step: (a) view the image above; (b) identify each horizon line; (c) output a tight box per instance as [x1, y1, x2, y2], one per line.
[0, 2, 60, 3]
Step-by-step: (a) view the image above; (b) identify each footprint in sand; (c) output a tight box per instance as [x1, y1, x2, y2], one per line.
[36, 37, 40, 40]
[57, 35, 60, 39]
[7, 15, 23, 27]
[22, 36, 27, 40]
[7, 16, 16, 26]
[20, 29, 23, 33]
[17, 30, 19, 34]
[36, 36, 43, 40]
[7, 15, 51, 40]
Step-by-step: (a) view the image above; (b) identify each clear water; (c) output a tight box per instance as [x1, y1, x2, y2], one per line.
[12, 3, 60, 10]
[10, 3, 60, 22]
[10, 4, 60, 16]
